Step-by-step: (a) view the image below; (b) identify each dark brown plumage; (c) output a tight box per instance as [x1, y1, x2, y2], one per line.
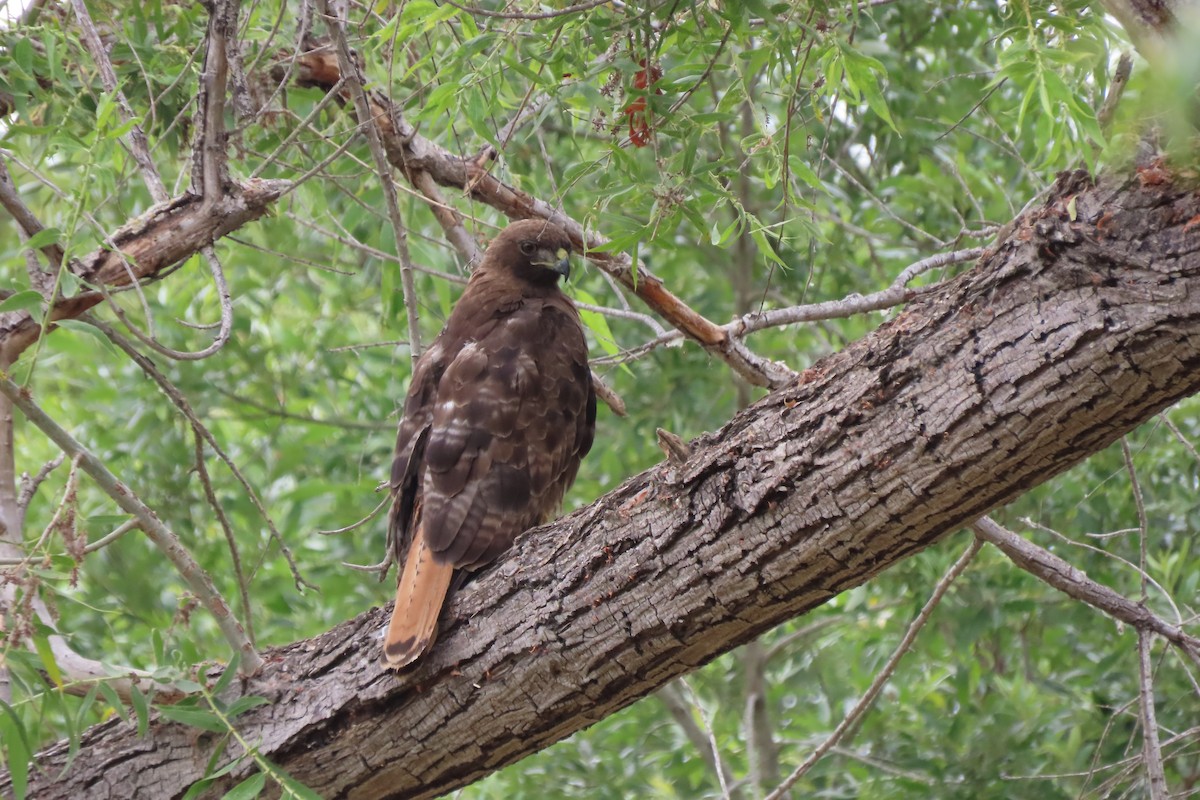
[382, 220, 596, 669]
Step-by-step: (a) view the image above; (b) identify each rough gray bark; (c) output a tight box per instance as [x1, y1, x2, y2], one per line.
[6, 165, 1200, 799]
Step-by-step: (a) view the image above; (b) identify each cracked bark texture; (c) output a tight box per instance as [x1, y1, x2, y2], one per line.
[6, 166, 1200, 798]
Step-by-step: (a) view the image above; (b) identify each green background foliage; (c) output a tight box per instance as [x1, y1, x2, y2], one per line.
[1, 0, 1197, 797]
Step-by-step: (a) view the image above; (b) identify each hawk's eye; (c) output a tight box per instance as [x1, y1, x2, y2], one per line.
[519, 241, 536, 256]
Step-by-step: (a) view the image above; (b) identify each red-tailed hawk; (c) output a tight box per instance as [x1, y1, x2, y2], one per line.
[383, 220, 596, 669]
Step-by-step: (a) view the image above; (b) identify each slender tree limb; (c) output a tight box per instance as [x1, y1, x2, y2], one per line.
[0, 374, 263, 676]
[0, 154, 64, 273]
[1098, 51, 1134, 132]
[656, 681, 744, 798]
[192, 0, 235, 200]
[193, 436, 255, 646]
[410, 169, 484, 268]
[594, 246, 986, 367]
[970, 517, 1200, 668]
[682, 676, 736, 800]
[97, 243, 236, 361]
[0, 179, 291, 363]
[1137, 630, 1169, 799]
[86, 315, 311, 591]
[763, 537, 983, 800]
[15, 454, 64, 523]
[743, 640, 782, 797]
[67, 0, 169, 203]
[317, 2, 424, 358]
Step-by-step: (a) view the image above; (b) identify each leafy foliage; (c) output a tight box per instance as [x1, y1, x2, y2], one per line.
[1, 1, 1197, 798]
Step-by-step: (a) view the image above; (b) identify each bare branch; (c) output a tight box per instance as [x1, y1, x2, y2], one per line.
[743, 640, 782, 796]
[1098, 51, 1134, 131]
[316, 3, 424, 357]
[194, 436, 255, 646]
[411, 169, 484, 268]
[971, 517, 1200, 669]
[764, 537, 983, 800]
[0, 179, 290, 363]
[88, 315, 312, 591]
[16, 454, 64, 519]
[99, 243, 235, 361]
[656, 681, 744, 798]
[595, 246, 986, 367]
[1137, 630, 1169, 800]
[1121, 437, 1151, 601]
[192, 0, 235, 200]
[0, 153, 64, 272]
[443, 0, 612, 20]
[0, 374, 262, 676]
[68, 0, 169, 203]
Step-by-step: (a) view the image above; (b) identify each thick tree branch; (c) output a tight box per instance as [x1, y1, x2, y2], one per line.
[0, 179, 290, 363]
[8, 163, 1200, 799]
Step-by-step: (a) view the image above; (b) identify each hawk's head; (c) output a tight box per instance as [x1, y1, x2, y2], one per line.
[486, 220, 575, 288]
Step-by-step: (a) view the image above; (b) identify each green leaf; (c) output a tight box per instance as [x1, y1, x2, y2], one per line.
[261, 760, 323, 800]
[0, 291, 46, 315]
[212, 657, 240, 697]
[32, 632, 63, 687]
[182, 777, 217, 800]
[0, 701, 31, 800]
[25, 227, 62, 250]
[157, 704, 229, 733]
[837, 42, 898, 133]
[131, 683, 151, 737]
[98, 681, 131, 724]
[222, 772, 266, 800]
[574, 289, 619, 359]
[224, 696, 271, 719]
[53, 319, 121, 358]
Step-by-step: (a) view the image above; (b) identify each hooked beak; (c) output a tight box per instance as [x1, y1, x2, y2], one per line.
[537, 246, 571, 280]
[554, 253, 572, 280]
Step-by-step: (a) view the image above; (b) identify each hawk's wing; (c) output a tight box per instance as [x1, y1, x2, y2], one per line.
[383, 298, 593, 668]
[421, 300, 594, 569]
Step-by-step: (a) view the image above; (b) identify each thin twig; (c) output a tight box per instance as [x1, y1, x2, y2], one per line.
[680, 676, 735, 800]
[971, 517, 1200, 669]
[99, 243, 236, 361]
[1121, 438, 1151, 602]
[656, 680, 743, 798]
[442, 0, 611, 20]
[16, 454, 64, 519]
[1160, 413, 1200, 465]
[1137, 630, 1169, 799]
[764, 537, 983, 800]
[194, 436, 255, 646]
[87, 315, 312, 591]
[68, 0, 169, 202]
[0, 373, 263, 675]
[318, 0, 423, 358]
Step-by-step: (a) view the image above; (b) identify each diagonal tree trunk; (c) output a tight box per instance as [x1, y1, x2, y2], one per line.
[5, 165, 1200, 799]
